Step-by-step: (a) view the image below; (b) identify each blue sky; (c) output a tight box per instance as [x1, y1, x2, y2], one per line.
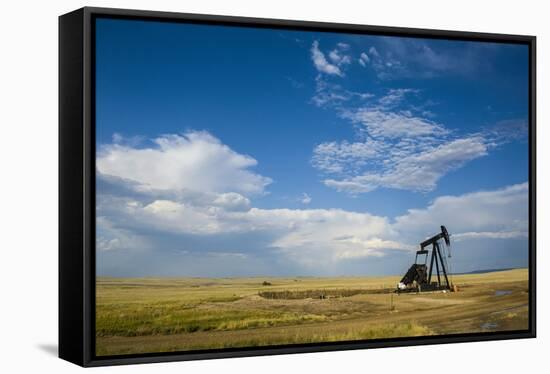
[95, 18, 529, 277]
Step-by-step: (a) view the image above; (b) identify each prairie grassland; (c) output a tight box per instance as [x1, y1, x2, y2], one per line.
[96, 268, 529, 356]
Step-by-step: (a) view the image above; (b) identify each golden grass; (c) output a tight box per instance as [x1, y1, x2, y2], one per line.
[96, 268, 529, 355]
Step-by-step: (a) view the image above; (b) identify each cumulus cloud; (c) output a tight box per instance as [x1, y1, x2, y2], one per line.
[97, 131, 272, 196]
[301, 193, 312, 204]
[97, 194, 226, 236]
[98, 153, 528, 271]
[96, 37, 528, 276]
[95, 129, 413, 263]
[333, 237, 410, 260]
[213, 192, 251, 211]
[95, 133, 528, 273]
[311, 41, 343, 76]
[393, 182, 528, 243]
[262, 208, 408, 264]
[97, 187, 410, 264]
[96, 215, 151, 252]
[102, 197, 394, 247]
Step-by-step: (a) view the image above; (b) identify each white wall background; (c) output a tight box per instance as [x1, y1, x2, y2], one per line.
[0, 0, 546, 372]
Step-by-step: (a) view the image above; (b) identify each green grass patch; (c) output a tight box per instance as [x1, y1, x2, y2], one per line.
[96, 303, 328, 337]
[96, 322, 433, 355]
[258, 288, 389, 299]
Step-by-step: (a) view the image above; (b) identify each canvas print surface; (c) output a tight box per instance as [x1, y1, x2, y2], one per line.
[95, 18, 530, 356]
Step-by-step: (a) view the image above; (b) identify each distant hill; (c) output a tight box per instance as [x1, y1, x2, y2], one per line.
[452, 267, 518, 275]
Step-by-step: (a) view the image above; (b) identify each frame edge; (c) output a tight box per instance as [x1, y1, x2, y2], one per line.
[59, 7, 86, 367]
[62, 6, 537, 367]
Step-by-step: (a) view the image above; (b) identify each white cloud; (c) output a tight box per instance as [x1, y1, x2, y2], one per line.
[358, 52, 370, 67]
[97, 194, 229, 236]
[109, 178, 516, 262]
[393, 182, 528, 243]
[377, 88, 417, 108]
[321, 136, 488, 193]
[308, 45, 474, 195]
[312, 82, 491, 194]
[333, 237, 411, 259]
[96, 132, 527, 270]
[311, 41, 343, 76]
[301, 193, 312, 204]
[207, 251, 248, 259]
[144, 199, 183, 214]
[328, 49, 351, 66]
[369, 46, 380, 57]
[245, 207, 406, 264]
[359, 38, 498, 80]
[312, 76, 373, 108]
[96, 132, 410, 261]
[363, 45, 406, 79]
[347, 108, 446, 138]
[323, 179, 377, 194]
[213, 192, 251, 211]
[311, 79, 350, 107]
[97, 189, 410, 262]
[97, 131, 272, 196]
[98, 156, 528, 269]
[96, 216, 151, 251]
[112, 132, 123, 144]
[337, 42, 350, 50]
[310, 70, 496, 194]
[452, 231, 528, 242]
[111, 133, 144, 147]
[312, 138, 385, 175]
[362, 44, 407, 80]
[97, 38, 528, 275]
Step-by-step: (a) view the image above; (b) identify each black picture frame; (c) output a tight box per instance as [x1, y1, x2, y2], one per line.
[59, 6, 537, 367]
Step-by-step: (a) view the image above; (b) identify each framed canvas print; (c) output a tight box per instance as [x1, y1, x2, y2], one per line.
[59, 7, 536, 367]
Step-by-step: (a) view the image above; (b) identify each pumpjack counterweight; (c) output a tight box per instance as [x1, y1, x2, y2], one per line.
[397, 225, 454, 293]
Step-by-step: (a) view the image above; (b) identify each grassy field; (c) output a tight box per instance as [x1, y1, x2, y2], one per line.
[96, 268, 529, 356]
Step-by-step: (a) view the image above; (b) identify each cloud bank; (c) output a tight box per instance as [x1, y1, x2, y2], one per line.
[97, 130, 528, 276]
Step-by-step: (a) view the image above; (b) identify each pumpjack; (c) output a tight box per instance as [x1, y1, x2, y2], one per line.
[397, 226, 453, 293]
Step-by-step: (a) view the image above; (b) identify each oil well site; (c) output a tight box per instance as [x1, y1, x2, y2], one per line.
[96, 226, 529, 356]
